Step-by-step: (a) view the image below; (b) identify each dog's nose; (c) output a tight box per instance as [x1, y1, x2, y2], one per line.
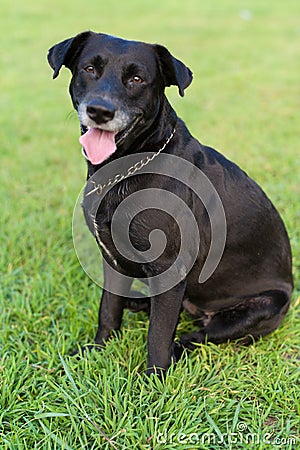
[86, 100, 115, 124]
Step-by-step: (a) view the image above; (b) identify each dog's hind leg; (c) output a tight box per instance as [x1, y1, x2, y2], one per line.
[179, 290, 290, 350]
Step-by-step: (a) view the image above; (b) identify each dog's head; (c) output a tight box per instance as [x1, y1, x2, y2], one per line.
[48, 31, 193, 164]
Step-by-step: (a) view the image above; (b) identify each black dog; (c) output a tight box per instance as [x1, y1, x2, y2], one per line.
[48, 31, 293, 377]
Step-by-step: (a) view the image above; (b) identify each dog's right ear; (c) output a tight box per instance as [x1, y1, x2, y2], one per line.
[47, 31, 92, 79]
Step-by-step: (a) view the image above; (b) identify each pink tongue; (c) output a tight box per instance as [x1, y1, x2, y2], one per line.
[79, 128, 117, 165]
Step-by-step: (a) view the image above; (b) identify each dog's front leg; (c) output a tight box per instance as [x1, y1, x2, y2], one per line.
[146, 280, 186, 378]
[94, 289, 126, 345]
[94, 259, 133, 345]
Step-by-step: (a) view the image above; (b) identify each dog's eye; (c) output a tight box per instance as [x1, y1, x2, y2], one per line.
[84, 65, 95, 74]
[124, 73, 145, 89]
[132, 75, 143, 83]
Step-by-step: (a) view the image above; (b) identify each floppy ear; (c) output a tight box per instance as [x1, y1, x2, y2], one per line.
[47, 31, 92, 79]
[154, 44, 193, 97]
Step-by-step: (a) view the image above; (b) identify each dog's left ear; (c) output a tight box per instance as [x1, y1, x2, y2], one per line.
[47, 31, 92, 79]
[154, 44, 193, 97]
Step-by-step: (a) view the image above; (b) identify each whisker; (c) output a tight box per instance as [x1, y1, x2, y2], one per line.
[66, 110, 78, 122]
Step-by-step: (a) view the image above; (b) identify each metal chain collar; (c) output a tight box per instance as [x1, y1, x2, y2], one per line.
[85, 128, 176, 197]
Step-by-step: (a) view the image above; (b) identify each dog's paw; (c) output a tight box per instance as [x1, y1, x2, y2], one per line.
[179, 330, 206, 350]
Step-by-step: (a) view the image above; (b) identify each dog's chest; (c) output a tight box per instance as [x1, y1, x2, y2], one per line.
[94, 216, 152, 278]
[83, 180, 150, 272]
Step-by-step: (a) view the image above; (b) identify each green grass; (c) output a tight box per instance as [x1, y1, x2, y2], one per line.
[0, 0, 299, 448]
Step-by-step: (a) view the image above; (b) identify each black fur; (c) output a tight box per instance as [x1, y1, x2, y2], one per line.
[48, 32, 293, 378]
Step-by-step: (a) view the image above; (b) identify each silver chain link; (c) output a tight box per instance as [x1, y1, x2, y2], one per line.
[86, 128, 176, 197]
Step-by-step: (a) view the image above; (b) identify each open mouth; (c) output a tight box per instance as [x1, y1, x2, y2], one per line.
[80, 116, 142, 165]
[80, 127, 117, 165]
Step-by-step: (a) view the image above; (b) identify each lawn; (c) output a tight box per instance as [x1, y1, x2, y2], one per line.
[0, 0, 299, 448]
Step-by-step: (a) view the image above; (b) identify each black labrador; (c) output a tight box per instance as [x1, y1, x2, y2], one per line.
[48, 32, 293, 377]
